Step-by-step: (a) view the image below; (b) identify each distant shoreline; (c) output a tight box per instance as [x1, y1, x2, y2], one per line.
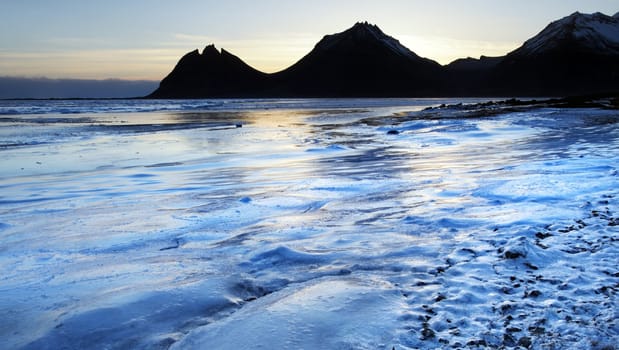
[423, 93, 619, 111]
[2, 93, 617, 110]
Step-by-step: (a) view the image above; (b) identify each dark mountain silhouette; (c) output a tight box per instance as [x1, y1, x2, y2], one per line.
[444, 56, 503, 96]
[446, 56, 502, 71]
[150, 22, 443, 98]
[149, 45, 268, 98]
[270, 22, 443, 96]
[148, 12, 619, 98]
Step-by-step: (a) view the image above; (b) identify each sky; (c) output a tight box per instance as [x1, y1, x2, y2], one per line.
[0, 0, 617, 81]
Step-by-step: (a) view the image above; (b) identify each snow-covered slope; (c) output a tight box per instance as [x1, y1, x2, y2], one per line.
[516, 12, 619, 56]
[489, 11, 619, 95]
[315, 22, 423, 60]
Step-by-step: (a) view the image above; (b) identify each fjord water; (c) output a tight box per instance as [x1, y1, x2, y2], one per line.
[1, 99, 617, 349]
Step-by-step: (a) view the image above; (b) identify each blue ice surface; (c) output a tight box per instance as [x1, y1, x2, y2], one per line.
[0, 99, 618, 349]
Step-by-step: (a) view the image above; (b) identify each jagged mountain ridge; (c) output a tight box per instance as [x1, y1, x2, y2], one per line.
[148, 12, 619, 98]
[152, 44, 268, 98]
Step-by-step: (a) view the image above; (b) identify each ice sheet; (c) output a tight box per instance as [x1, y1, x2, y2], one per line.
[0, 100, 617, 349]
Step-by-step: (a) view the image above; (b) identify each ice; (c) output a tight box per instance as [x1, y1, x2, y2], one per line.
[172, 278, 403, 350]
[0, 98, 470, 116]
[0, 99, 617, 349]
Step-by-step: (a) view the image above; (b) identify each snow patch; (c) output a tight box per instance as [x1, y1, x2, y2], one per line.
[519, 11, 619, 55]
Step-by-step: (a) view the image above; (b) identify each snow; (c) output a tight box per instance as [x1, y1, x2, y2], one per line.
[519, 11, 619, 55]
[358, 23, 418, 58]
[318, 22, 421, 59]
[572, 12, 619, 48]
[0, 99, 617, 349]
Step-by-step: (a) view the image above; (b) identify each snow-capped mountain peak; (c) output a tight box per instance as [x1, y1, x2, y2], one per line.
[315, 21, 420, 59]
[350, 22, 416, 57]
[518, 11, 619, 56]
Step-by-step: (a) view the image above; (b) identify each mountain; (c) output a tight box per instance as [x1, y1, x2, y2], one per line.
[149, 22, 443, 98]
[148, 45, 268, 98]
[148, 13, 619, 98]
[444, 56, 503, 96]
[489, 11, 619, 95]
[511, 12, 619, 57]
[446, 56, 502, 71]
[272, 22, 443, 96]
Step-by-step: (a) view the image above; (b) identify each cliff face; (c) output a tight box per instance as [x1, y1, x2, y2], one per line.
[149, 13, 619, 98]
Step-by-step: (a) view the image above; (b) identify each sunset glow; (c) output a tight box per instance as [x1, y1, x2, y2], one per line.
[1, 0, 617, 80]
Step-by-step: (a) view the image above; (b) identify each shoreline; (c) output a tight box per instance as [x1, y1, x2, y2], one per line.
[0, 92, 616, 105]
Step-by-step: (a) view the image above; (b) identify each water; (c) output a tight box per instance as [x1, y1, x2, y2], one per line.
[1, 99, 617, 349]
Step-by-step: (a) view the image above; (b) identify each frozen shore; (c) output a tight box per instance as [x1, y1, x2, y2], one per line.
[0, 98, 617, 349]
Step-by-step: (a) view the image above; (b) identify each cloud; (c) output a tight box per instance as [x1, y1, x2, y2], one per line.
[0, 76, 158, 99]
[0, 48, 185, 80]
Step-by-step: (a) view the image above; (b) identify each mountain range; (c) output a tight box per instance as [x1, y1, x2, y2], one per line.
[148, 11, 619, 98]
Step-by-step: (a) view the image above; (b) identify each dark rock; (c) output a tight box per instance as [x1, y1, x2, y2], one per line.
[527, 290, 542, 298]
[421, 327, 435, 340]
[498, 303, 512, 315]
[504, 250, 524, 259]
[466, 339, 487, 347]
[387, 130, 400, 135]
[524, 262, 539, 270]
[528, 326, 546, 335]
[518, 336, 532, 348]
[535, 232, 553, 239]
[503, 333, 517, 347]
